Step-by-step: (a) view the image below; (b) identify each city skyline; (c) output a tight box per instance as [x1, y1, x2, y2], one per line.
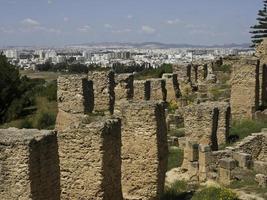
[0, 0, 263, 46]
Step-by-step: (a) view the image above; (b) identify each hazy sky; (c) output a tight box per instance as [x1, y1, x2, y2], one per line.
[0, 0, 263, 46]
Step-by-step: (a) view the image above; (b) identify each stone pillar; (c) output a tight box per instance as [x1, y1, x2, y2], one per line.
[133, 80, 151, 101]
[182, 141, 199, 169]
[56, 75, 93, 131]
[115, 73, 134, 101]
[149, 78, 167, 101]
[219, 158, 236, 185]
[233, 152, 252, 169]
[162, 73, 181, 102]
[230, 57, 260, 120]
[88, 70, 115, 114]
[198, 145, 211, 182]
[58, 118, 123, 200]
[120, 101, 168, 200]
[0, 128, 60, 200]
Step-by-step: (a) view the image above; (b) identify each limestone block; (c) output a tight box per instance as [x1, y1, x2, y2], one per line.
[149, 78, 167, 101]
[88, 70, 115, 114]
[133, 80, 150, 101]
[230, 57, 260, 120]
[58, 118, 123, 200]
[255, 174, 267, 188]
[198, 145, 211, 182]
[162, 73, 181, 102]
[233, 152, 252, 169]
[0, 128, 60, 200]
[219, 158, 236, 170]
[115, 73, 134, 101]
[219, 168, 233, 186]
[57, 75, 93, 114]
[120, 101, 168, 200]
[185, 141, 199, 162]
[253, 161, 267, 174]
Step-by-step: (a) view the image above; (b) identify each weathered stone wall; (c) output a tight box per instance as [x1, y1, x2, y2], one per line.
[149, 78, 167, 102]
[133, 80, 150, 101]
[230, 57, 260, 120]
[162, 73, 181, 102]
[88, 70, 115, 114]
[115, 73, 134, 101]
[120, 101, 168, 200]
[58, 118, 123, 200]
[56, 75, 93, 131]
[172, 64, 189, 82]
[183, 102, 230, 150]
[0, 128, 60, 200]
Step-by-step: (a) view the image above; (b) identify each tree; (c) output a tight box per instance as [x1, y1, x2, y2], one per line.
[250, 0, 267, 47]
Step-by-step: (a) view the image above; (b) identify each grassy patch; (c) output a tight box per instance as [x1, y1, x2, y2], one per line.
[168, 147, 184, 171]
[191, 186, 238, 200]
[161, 180, 194, 200]
[230, 119, 267, 141]
[168, 128, 185, 138]
[135, 64, 172, 80]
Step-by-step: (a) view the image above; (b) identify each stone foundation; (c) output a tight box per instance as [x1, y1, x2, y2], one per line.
[120, 101, 168, 200]
[115, 73, 134, 101]
[133, 80, 150, 101]
[0, 128, 60, 200]
[58, 118, 123, 200]
[88, 70, 115, 114]
[149, 78, 167, 101]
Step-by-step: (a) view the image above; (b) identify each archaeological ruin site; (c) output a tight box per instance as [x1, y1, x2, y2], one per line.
[1, 39, 267, 199]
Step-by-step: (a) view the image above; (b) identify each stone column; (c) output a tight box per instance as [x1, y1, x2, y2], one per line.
[56, 75, 93, 131]
[149, 78, 167, 101]
[120, 101, 168, 200]
[88, 70, 115, 114]
[233, 152, 252, 169]
[133, 80, 151, 101]
[162, 73, 181, 102]
[219, 158, 236, 185]
[58, 118, 123, 200]
[198, 145, 211, 182]
[115, 73, 134, 101]
[0, 128, 60, 200]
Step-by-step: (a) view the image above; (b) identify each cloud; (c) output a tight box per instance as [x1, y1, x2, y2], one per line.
[166, 19, 182, 25]
[111, 29, 132, 34]
[104, 24, 113, 29]
[21, 18, 40, 27]
[141, 25, 156, 34]
[127, 15, 133, 19]
[0, 27, 14, 34]
[78, 25, 91, 32]
[63, 17, 69, 22]
[48, 0, 53, 4]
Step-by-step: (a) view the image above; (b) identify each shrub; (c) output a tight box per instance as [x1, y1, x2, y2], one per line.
[168, 147, 184, 171]
[192, 187, 238, 200]
[20, 119, 33, 128]
[168, 100, 179, 113]
[230, 119, 267, 141]
[35, 111, 56, 129]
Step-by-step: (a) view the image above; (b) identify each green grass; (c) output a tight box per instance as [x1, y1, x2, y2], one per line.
[191, 186, 238, 200]
[161, 180, 194, 200]
[230, 119, 267, 141]
[168, 128, 185, 138]
[168, 147, 184, 171]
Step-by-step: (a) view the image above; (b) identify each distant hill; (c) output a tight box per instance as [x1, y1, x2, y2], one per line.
[67, 42, 251, 49]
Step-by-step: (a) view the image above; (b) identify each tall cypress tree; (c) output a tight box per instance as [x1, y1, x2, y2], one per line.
[250, 0, 267, 47]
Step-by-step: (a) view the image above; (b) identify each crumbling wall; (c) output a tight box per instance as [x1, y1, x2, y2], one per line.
[162, 73, 181, 102]
[120, 101, 168, 200]
[133, 80, 150, 101]
[56, 75, 93, 131]
[172, 64, 189, 81]
[149, 78, 167, 102]
[183, 102, 230, 150]
[230, 57, 260, 120]
[88, 70, 115, 114]
[0, 128, 60, 200]
[115, 73, 134, 101]
[58, 118, 123, 200]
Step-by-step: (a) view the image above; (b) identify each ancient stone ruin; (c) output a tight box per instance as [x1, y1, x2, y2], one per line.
[183, 101, 231, 150]
[115, 73, 134, 101]
[0, 128, 60, 200]
[120, 101, 168, 200]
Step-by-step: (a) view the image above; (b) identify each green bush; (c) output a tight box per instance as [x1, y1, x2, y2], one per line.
[161, 180, 194, 200]
[20, 119, 33, 129]
[192, 187, 238, 200]
[168, 147, 184, 171]
[135, 63, 173, 80]
[230, 119, 267, 141]
[35, 111, 56, 129]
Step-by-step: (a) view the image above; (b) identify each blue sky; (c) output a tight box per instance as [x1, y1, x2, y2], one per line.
[0, 0, 263, 46]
